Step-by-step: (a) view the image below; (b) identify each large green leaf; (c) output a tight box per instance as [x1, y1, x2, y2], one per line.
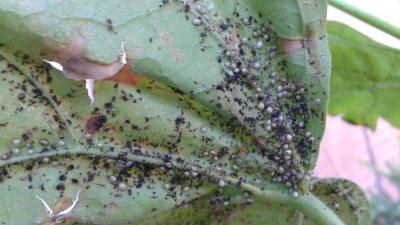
[0, 1, 369, 225]
[328, 21, 400, 128]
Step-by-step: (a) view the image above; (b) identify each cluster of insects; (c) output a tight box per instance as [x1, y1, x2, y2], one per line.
[0, 1, 327, 224]
[179, 0, 319, 195]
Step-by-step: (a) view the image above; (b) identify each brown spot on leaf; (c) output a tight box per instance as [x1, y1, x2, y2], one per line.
[282, 39, 303, 53]
[105, 202, 119, 209]
[159, 32, 182, 63]
[52, 198, 72, 215]
[46, 30, 125, 80]
[229, 31, 240, 45]
[105, 64, 143, 86]
[85, 115, 107, 135]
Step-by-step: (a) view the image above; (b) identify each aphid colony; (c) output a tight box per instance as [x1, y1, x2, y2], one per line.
[0, 4, 322, 223]
[181, 1, 317, 193]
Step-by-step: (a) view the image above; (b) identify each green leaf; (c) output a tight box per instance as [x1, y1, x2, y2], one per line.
[0, 1, 364, 225]
[328, 21, 400, 128]
[304, 178, 372, 225]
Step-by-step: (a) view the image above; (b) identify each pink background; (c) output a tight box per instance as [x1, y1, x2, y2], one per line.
[315, 116, 400, 199]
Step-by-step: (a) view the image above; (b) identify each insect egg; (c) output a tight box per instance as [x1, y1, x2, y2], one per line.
[118, 182, 127, 190]
[39, 139, 49, 146]
[12, 139, 21, 146]
[257, 102, 265, 110]
[286, 134, 293, 141]
[255, 40, 263, 48]
[192, 18, 202, 26]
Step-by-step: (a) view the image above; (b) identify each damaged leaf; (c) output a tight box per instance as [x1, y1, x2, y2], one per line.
[0, 1, 370, 225]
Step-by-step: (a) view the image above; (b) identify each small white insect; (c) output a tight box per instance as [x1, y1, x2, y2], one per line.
[36, 189, 81, 223]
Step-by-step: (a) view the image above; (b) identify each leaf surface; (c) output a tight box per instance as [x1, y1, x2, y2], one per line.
[0, 1, 365, 225]
[328, 21, 400, 128]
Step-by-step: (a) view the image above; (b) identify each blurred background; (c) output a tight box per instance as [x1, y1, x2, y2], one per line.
[317, 0, 400, 224]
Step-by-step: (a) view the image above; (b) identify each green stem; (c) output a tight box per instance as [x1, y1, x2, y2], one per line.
[328, 0, 400, 39]
[239, 181, 346, 225]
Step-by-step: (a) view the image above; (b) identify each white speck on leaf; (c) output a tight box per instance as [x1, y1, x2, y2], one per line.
[85, 79, 95, 104]
[43, 59, 63, 71]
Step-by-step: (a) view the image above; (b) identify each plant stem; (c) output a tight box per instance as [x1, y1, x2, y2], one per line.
[328, 0, 400, 39]
[239, 182, 346, 225]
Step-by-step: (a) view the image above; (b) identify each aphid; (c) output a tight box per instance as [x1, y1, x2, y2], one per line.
[200, 126, 207, 133]
[192, 18, 202, 26]
[17, 93, 25, 100]
[219, 20, 229, 30]
[12, 139, 20, 146]
[58, 140, 65, 146]
[106, 18, 114, 32]
[257, 102, 265, 110]
[11, 147, 19, 154]
[164, 183, 170, 189]
[110, 176, 117, 182]
[27, 149, 34, 154]
[286, 134, 293, 142]
[118, 182, 127, 190]
[39, 139, 49, 146]
[255, 40, 263, 48]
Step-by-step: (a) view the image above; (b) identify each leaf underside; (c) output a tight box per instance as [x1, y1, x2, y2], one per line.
[0, 1, 370, 225]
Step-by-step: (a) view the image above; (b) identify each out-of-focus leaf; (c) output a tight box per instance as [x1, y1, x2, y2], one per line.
[328, 21, 400, 128]
[303, 178, 371, 225]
